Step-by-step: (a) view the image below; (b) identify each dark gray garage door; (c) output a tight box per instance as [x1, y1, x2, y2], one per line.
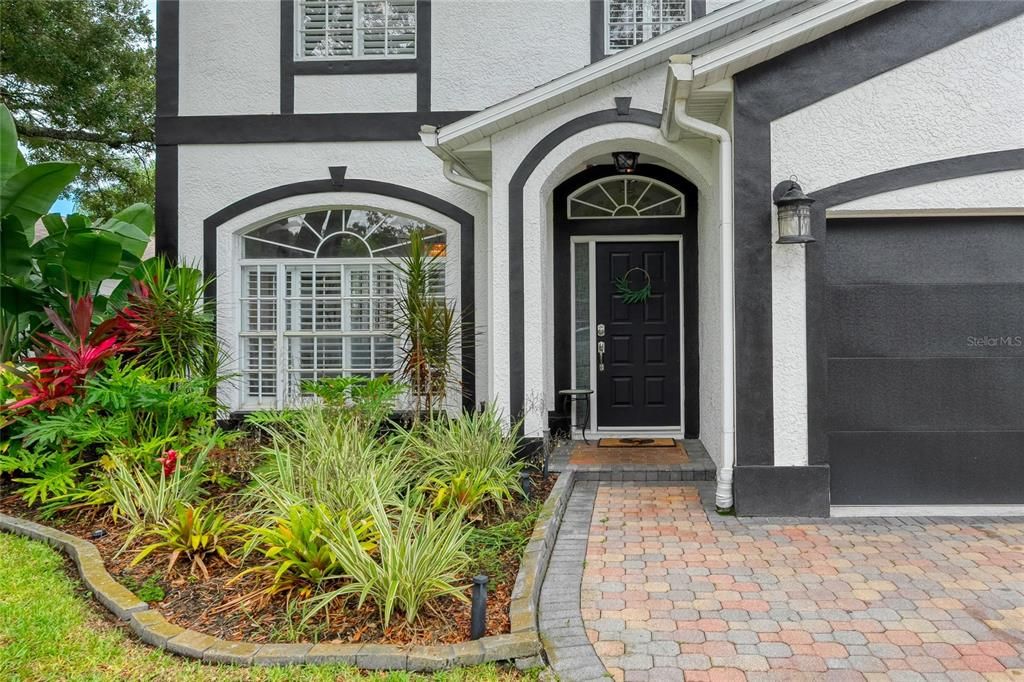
[825, 216, 1024, 505]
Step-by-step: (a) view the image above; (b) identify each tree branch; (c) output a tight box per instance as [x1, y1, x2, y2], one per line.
[14, 121, 152, 148]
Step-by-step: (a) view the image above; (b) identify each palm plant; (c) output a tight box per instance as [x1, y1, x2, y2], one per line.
[392, 232, 463, 422]
[115, 258, 223, 382]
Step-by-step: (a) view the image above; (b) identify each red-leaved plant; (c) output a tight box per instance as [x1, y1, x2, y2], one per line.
[6, 296, 133, 412]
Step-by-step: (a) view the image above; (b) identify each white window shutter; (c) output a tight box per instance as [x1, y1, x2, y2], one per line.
[298, 0, 416, 60]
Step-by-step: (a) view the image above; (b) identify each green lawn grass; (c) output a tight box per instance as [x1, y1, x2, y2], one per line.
[0, 532, 538, 682]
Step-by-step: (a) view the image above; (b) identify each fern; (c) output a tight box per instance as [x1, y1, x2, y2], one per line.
[13, 454, 84, 505]
[0, 447, 52, 475]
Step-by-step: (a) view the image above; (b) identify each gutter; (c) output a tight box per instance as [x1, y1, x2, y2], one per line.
[664, 56, 736, 512]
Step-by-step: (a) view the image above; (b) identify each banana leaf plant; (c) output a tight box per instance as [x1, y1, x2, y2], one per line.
[0, 104, 155, 361]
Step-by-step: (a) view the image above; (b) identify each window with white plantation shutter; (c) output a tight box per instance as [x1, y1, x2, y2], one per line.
[238, 208, 446, 408]
[606, 0, 689, 53]
[297, 0, 416, 60]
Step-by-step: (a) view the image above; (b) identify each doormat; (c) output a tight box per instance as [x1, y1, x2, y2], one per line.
[571, 442, 689, 465]
[598, 437, 676, 448]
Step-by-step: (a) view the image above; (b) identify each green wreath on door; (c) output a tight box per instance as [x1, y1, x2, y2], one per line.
[614, 267, 652, 304]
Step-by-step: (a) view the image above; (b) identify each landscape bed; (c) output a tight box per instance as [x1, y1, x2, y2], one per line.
[0, 465, 555, 647]
[0, 107, 559, 670]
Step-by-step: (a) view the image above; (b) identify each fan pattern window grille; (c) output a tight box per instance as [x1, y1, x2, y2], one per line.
[606, 0, 689, 53]
[568, 176, 685, 220]
[238, 208, 445, 408]
[298, 0, 416, 59]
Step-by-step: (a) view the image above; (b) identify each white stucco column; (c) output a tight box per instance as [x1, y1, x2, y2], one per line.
[770, 215, 809, 466]
[485, 186, 512, 423]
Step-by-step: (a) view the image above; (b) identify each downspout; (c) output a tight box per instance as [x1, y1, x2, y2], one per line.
[419, 126, 495, 409]
[669, 62, 736, 512]
[442, 160, 497, 413]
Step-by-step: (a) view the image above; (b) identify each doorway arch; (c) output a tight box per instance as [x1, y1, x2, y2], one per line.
[552, 163, 700, 437]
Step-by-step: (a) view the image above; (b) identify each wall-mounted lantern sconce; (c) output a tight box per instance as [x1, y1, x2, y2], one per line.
[612, 151, 639, 173]
[773, 177, 815, 244]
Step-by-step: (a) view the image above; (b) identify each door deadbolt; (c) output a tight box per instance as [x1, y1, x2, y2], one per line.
[597, 323, 605, 337]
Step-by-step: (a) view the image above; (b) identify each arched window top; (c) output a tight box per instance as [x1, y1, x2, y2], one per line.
[568, 176, 684, 219]
[241, 207, 446, 259]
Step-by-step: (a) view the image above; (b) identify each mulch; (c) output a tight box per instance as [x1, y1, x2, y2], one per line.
[0, 466, 555, 647]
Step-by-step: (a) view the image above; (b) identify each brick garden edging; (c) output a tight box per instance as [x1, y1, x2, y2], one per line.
[0, 471, 575, 671]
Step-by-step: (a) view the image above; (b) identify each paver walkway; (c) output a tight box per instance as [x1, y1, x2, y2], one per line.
[574, 481, 1024, 681]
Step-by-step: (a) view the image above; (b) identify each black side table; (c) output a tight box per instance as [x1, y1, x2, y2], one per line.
[558, 388, 594, 444]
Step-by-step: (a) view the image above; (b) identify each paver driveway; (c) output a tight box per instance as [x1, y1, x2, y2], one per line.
[580, 482, 1024, 681]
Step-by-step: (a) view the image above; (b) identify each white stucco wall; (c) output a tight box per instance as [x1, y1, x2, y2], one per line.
[293, 74, 418, 114]
[175, 0, 740, 118]
[481, 62, 724, 452]
[830, 169, 1024, 215]
[769, 15, 1024, 466]
[430, 0, 590, 111]
[178, 0, 280, 116]
[176, 141, 489, 411]
[772, 16, 1024, 193]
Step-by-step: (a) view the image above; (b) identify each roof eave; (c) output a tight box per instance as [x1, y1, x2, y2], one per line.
[433, 0, 781, 151]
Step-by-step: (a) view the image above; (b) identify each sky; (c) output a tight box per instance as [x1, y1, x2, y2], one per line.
[50, 0, 157, 216]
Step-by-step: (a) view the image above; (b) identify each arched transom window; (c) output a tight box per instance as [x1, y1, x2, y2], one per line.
[238, 207, 446, 408]
[568, 176, 685, 219]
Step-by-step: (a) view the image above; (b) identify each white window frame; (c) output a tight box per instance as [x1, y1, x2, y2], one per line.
[238, 259, 409, 409]
[570, 235, 685, 435]
[605, 0, 690, 54]
[236, 210, 447, 410]
[567, 175, 686, 220]
[295, 0, 418, 61]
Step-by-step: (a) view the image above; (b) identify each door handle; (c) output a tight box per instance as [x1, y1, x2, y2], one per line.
[597, 340, 605, 372]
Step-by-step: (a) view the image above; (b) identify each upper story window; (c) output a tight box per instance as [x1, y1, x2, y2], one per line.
[568, 176, 685, 219]
[297, 0, 417, 60]
[606, 0, 690, 53]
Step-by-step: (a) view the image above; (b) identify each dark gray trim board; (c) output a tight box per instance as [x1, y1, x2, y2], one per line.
[279, 0, 294, 114]
[155, 0, 180, 259]
[154, 145, 178, 260]
[806, 149, 1024, 468]
[156, 111, 477, 145]
[733, 465, 830, 517]
[155, 0, 179, 118]
[507, 107, 662, 421]
[203, 177, 477, 410]
[730, 0, 1024, 468]
[415, 0, 431, 114]
[280, 0, 431, 114]
[589, 0, 605, 64]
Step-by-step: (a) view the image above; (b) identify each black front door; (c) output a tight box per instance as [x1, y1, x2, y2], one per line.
[595, 241, 681, 428]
